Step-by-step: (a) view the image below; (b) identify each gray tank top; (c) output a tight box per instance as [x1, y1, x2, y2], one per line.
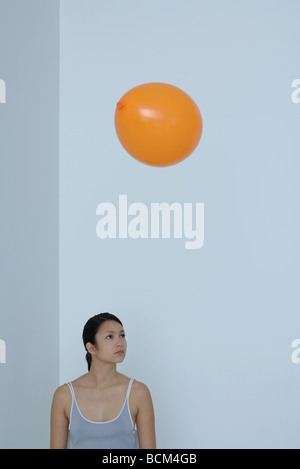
[67, 378, 139, 449]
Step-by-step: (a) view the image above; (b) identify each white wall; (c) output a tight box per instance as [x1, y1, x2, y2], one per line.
[59, 0, 300, 448]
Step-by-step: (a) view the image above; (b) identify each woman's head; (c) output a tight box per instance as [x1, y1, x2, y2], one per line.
[82, 312, 126, 371]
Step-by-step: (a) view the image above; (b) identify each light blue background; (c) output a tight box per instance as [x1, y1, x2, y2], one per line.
[58, 0, 300, 448]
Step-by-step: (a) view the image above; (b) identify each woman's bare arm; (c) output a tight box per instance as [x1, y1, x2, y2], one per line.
[50, 385, 70, 449]
[135, 382, 156, 449]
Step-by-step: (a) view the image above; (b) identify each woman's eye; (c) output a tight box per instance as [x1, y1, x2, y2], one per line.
[106, 334, 126, 339]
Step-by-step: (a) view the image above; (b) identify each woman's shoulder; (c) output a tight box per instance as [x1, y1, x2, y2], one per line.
[52, 373, 89, 399]
[51, 383, 72, 408]
[131, 377, 153, 399]
[115, 372, 151, 397]
[130, 378, 154, 413]
[117, 373, 150, 391]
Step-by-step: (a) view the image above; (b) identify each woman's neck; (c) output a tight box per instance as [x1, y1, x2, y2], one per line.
[88, 363, 119, 389]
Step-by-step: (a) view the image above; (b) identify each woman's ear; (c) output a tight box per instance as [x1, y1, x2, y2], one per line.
[85, 342, 97, 355]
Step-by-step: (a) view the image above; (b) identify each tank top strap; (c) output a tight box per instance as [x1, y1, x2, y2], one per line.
[67, 381, 75, 399]
[126, 378, 134, 400]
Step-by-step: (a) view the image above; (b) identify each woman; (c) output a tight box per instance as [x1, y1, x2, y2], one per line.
[50, 312, 156, 449]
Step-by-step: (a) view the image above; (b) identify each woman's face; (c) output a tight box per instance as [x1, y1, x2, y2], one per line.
[92, 320, 127, 364]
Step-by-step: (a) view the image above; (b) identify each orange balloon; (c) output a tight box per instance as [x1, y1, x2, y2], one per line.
[114, 82, 203, 167]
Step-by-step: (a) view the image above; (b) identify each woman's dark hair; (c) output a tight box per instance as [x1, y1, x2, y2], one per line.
[82, 312, 123, 371]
